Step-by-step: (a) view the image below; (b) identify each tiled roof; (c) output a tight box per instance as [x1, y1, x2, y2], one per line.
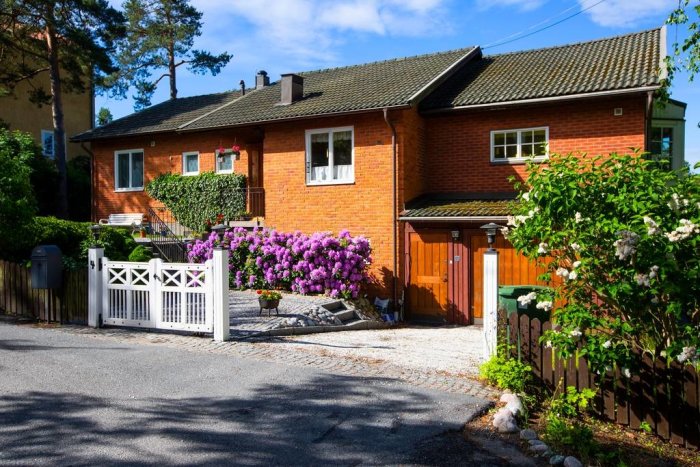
[181, 47, 477, 131]
[421, 28, 663, 110]
[400, 195, 516, 219]
[72, 91, 242, 141]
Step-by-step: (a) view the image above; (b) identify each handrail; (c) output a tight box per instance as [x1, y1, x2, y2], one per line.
[146, 206, 189, 263]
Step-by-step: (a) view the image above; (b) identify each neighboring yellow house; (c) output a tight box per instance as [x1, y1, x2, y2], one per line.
[0, 70, 93, 159]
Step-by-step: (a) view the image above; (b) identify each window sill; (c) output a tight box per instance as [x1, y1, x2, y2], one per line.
[114, 187, 144, 192]
[306, 179, 355, 187]
[216, 170, 233, 175]
[183, 172, 199, 176]
[491, 157, 548, 165]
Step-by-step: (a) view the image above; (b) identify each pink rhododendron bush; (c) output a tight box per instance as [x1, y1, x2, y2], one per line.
[188, 228, 372, 298]
[506, 153, 700, 373]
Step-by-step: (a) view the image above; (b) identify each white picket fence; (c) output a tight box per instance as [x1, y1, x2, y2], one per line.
[88, 247, 230, 341]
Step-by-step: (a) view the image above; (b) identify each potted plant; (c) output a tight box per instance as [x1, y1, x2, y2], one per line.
[257, 289, 282, 315]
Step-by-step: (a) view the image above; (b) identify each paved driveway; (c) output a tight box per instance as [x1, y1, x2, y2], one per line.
[0, 323, 495, 466]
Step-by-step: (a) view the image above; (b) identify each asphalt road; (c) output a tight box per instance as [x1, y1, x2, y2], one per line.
[0, 322, 504, 466]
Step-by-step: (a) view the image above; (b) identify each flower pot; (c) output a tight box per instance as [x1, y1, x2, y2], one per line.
[258, 297, 281, 316]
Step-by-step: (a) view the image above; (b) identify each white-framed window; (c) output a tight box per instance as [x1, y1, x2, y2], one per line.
[41, 129, 54, 158]
[305, 126, 354, 185]
[114, 149, 144, 191]
[215, 150, 233, 174]
[182, 151, 200, 175]
[490, 127, 549, 163]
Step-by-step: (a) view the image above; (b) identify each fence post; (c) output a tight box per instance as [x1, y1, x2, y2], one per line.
[88, 247, 104, 328]
[483, 249, 499, 360]
[212, 246, 229, 342]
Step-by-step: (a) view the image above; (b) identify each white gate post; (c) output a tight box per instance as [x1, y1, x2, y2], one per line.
[88, 247, 104, 328]
[212, 247, 230, 342]
[483, 249, 499, 360]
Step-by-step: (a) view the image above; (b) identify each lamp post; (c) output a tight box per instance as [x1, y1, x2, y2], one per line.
[480, 222, 501, 251]
[480, 222, 502, 360]
[211, 224, 227, 246]
[89, 224, 101, 247]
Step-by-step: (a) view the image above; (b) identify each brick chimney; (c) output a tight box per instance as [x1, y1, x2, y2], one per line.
[255, 70, 269, 89]
[280, 73, 303, 105]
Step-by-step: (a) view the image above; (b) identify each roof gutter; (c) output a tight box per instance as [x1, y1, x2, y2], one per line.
[422, 86, 661, 114]
[407, 47, 481, 106]
[399, 216, 510, 222]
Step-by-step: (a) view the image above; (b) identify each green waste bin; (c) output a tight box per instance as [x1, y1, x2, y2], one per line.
[498, 285, 552, 323]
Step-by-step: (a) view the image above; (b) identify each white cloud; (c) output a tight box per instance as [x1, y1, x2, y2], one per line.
[578, 0, 676, 28]
[475, 0, 548, 12]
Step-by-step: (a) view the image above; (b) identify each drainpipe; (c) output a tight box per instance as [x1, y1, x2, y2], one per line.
[645, 91, 654, 152]
[383, 108, 398, 317]
[81, 142, 95, 222]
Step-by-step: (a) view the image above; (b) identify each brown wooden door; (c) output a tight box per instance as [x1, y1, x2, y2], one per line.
[470, 234, 545, 320]
[407, 231, 449, 321]
[249, 147, 262, 187]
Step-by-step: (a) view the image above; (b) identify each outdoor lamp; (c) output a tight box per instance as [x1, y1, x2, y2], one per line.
[451, 230, 460, 240]
[90, 224, 101, 246]
[481, 223, 502, 251]
[211, 224, 227, 244]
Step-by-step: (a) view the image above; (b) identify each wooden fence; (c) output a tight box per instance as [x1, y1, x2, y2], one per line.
[506, 312, 700, 449]
[0, 260, 88, 323]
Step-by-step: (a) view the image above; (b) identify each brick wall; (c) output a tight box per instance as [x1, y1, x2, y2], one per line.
[423, 96, 647, 194]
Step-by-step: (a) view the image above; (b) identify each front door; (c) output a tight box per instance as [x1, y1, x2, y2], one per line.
[407, 231, 449, 322]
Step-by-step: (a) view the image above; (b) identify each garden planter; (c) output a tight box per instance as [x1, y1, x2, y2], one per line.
[258, 298, 280, 316]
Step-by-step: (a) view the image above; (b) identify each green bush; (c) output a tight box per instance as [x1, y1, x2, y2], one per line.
[82, 226, 137, 262]
[31, 216, 91, 259]
[128, 245, 153, 262]
[146, 172, 246, 231]
[479, 353, 532, 393]
[549, 386, 597, 419]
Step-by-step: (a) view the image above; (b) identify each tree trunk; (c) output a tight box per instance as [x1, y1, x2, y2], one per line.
[46, 24, 68, 218]
[168, 43, 177, 99]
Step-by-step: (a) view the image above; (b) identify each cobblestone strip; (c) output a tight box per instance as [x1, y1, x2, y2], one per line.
[49, 325, 497, 399]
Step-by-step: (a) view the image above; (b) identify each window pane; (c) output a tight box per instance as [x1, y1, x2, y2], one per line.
[494, 146, 505, 159]
[185, 154, 198, 173]
[131, 152, 144, 188]
[218, 153, 232, 172]
[506, 145, 517, 158]
[505, 132, 517, 145]
[533, 129, 546, 142]
[333, 131, 352, 166]
[117, 153, 130, 189]
[494, 133, 505, 145]
[310, 133, 329, 168]
[521, 144, 533, 157]
[534, 143, 547, 156]
[522, 131, 533, 144]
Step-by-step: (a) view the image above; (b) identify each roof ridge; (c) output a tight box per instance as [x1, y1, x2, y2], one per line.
[484, 26, 661, 59]
[177, 86, 258, 130]
[292, 46, 476, 77]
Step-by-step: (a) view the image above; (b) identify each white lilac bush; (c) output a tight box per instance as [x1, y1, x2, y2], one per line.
[188, 228, 372, 298]
[506, 152, 700, 373]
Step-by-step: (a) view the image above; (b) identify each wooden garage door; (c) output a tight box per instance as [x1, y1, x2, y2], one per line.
[471, 234, 546, 320]
[407, 231, 449, 321]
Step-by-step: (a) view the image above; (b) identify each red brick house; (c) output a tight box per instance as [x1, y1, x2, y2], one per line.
[74, 27, 685, 324]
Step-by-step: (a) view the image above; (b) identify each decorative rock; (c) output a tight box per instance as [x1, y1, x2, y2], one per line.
[528, 439, 545, 446]
[528, 443, 550, 454]
[500, 392, 524, 416]
[549, 455, 566, 465]
[492, 407, 519, 433]
[563, 456, 583, 467]
[519, 428, 538, 440]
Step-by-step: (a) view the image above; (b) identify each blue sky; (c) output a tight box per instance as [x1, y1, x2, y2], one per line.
[99, 0, 699, 166]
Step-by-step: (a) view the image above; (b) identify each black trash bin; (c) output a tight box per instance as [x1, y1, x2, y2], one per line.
[30, 245, 63, 289]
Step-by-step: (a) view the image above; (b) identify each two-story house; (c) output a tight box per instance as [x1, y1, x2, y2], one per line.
[74, 27, 685, 324]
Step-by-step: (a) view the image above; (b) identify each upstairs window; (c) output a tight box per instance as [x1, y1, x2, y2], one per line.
[114, 149, 144, 191]
[491, 127, 548, 163]
[182, 151, 199, 175]
[306, 127, 354, 185]
[41, 129, 54, 158]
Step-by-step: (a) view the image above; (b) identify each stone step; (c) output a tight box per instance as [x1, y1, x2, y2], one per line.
[332, 309, 356, 322]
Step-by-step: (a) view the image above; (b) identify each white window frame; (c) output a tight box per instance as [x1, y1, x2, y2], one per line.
[490, 126, 549, 163]
[182, 151, 200, 176]
[215, 150, 233, 174]
[41, 129, 54, 158]
[305, 126, 355, 186]
[114, 149, 145, 192]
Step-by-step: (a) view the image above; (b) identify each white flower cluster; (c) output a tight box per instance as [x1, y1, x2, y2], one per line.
[668, 193, 690, 211]
[665, 219, 699, 242]
[537, 242, 549, 255]
[634, 265, 659, 288]
[507, 207, 540, 228]
[613, 230, 639, 261]
[569, 327, 582, 338]
[536, 301, 552, 312]
[622, 367, 631, 378]
[574, 212, 583, 223]
[677, 346, 698, 364]
[517, 291, 538, 307]
[570, 243, 581, 252]
[643, 216, 660, 236]
[602, 340, 612, 349]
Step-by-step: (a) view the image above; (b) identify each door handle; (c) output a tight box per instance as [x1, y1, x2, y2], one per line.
[442, 274, 448, 283]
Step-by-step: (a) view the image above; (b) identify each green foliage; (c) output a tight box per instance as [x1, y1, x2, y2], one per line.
[667, 1, 700, 82]
[96, 107, 113, 126]
[543, 415, 598, 462]
[66, 156, 92, 221]
[639, 421, 653, 434]
[128, 245, 153, 262]
[507, 152, 700, 372]
[106, 0, 231, 109]
[0, 130, 37, 258]
[479, 352, 532, 393]
[83, 227, 137, 262]
[146, 172, 247, 230]
[549, 385, 597, 419]
[32, 217, 91, 260]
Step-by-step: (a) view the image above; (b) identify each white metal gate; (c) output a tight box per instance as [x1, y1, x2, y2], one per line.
[101, 258, 214, 332]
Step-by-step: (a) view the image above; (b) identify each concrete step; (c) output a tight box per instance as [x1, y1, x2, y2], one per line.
[332, 309, 356, 322]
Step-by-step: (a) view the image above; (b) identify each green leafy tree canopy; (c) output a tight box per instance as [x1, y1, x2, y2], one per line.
[106, 0, 232, 110]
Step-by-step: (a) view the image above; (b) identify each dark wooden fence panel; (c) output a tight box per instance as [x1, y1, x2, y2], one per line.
[0, 260, 88, 323]
[507, 313, 700, 449]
